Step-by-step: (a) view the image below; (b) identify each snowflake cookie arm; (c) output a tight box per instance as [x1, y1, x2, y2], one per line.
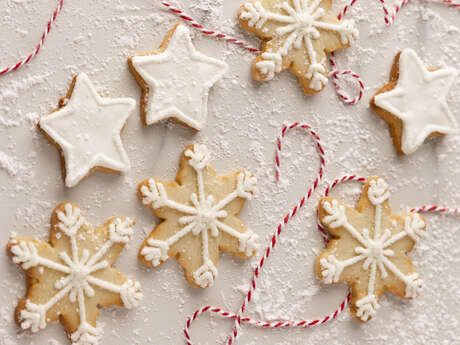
[137, 176, 199, 270]
[316, 197, 368, 283]
[7, 238, 69, 332]
[376, 212, 426, 299]
[207, 170, 259, 258]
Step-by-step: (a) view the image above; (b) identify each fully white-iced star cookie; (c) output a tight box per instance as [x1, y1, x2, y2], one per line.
[371, 49, 458, 155]
[128, 24, 228, 131]
[38, 73, 135, 187]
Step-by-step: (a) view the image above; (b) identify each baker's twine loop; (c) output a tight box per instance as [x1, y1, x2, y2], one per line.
[328, 54, 364, 105]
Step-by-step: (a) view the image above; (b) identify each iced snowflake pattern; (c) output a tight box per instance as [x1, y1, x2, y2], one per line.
[317, 177, 426, 321]
[8, 203, 142, 345]
[239, 0, 358, 92]
[139, 144, 259, 288]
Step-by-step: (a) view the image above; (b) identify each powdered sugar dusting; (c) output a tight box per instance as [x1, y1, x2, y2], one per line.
[0, 0, 459, 345]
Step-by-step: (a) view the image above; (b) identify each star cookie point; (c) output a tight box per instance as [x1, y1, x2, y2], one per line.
[128, 24, 228, 131]
[38, 73, 135, 187]
[316, 177, 426, 322]
[7, 202, 142, 345]
[138, 144, 258, 288]
[371, 49, 458, 155]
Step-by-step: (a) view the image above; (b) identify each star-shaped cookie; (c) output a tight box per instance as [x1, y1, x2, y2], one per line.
[7, 202, 142, 345]
[371, 49, 458, 155]
[38, 73, 135, 187]
[238, 0, 358, 95]
[316, 177, 426, 322]
[128, 24, 228, 131]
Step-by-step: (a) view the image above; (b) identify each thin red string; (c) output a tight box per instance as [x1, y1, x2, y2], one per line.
[0, 0, 64, 76]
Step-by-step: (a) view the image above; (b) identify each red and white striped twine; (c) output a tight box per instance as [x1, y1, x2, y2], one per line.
[161, 2, 259, 53]
[184, 122, 460, 345]
[442, 0, 460, 8]
[1, 0, 457, 78]
[0, 0, 64, 76]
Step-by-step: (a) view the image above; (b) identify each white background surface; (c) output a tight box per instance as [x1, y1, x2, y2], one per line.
[0, 1, 459, 344]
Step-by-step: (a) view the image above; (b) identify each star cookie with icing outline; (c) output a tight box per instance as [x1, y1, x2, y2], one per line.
[238, 0, 358, 95]
[138, 144, 259, 288]
[7, 202, 142, 345]
[38, 73, 135, 187]
[316, 177, 426, 322]
[371, 49, 458, 155]
[128, 24, 228, 131]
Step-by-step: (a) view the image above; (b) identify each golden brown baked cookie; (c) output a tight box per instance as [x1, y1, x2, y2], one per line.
[7, 202, 142, 344]
[316, 177, 426, 322]
[238, 0, 358, 95]
[138, 144, 259, 288]
[370, 48, 458, 155]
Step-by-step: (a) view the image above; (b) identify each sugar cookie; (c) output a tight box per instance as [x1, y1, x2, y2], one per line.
[128, 24, 228, 131]
[38, 73, 135, 187]
[7, 202, 142, 344]
[316, 177, 426, 321]
[238, 0, 358, 94]
[138, 144, 258, 288]
[371, 49, 458, 155]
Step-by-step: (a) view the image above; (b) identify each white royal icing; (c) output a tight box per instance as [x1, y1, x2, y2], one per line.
[319, 178, 425, 321]
[240, 0, 358, 89]
[10, 203, 142, 344]
[374, 48, 458, 155]
[140, 144, 258, 288]
[130, 25, 228, 131]
[39, 73, 135, 187]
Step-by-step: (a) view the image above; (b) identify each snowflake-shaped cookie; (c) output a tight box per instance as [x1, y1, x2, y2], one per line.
[316, 177, 426, 321]
[238, 0, 358, 95]
[138, 144, 259, 288]
[7, 203, 142, 345]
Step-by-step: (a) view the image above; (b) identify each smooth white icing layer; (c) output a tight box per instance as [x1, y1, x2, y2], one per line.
[39, 73, 135, 187]
[130, 24, 228, 130]
[374, 48, 458, 155]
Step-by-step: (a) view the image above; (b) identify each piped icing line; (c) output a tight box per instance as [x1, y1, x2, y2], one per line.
[38, 73, 135, 187]
[8, 203, 142, 345]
